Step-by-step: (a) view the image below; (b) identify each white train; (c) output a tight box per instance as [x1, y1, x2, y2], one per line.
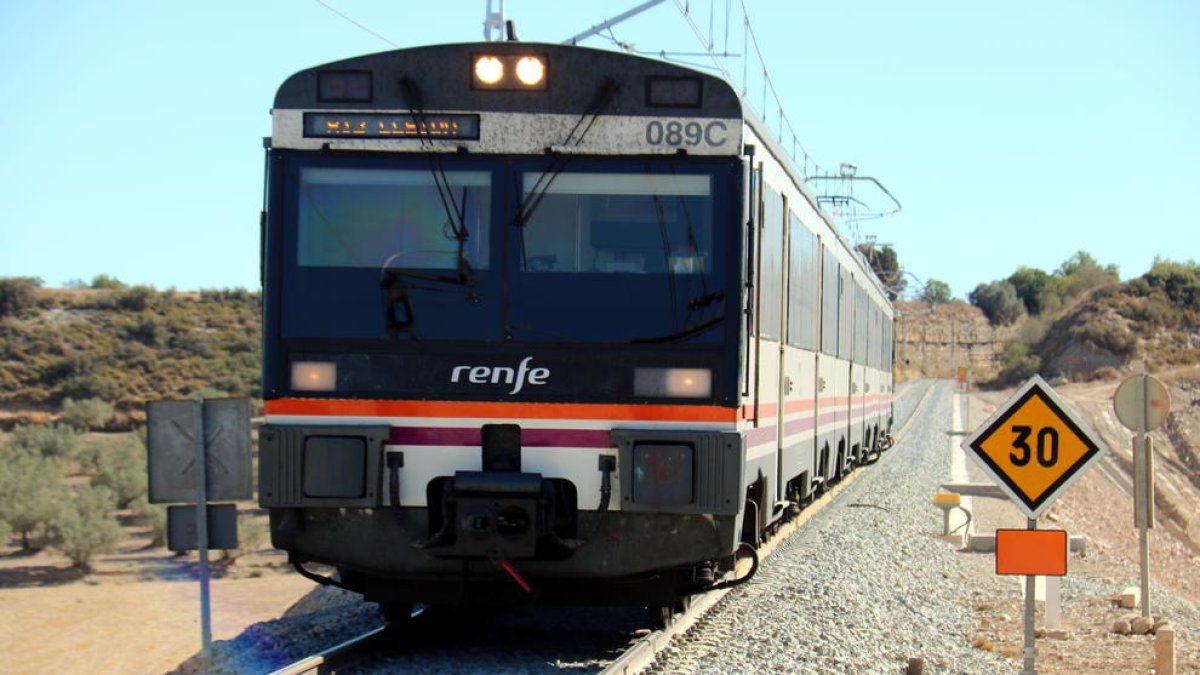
[257, 40, 894, 622]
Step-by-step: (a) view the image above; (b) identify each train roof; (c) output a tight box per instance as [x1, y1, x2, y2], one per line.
[274, 41, 742, 120]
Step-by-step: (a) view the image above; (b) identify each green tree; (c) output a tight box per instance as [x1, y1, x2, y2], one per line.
[1141, 258, 1200, 309]
[45, 484, 123, 571]
[89, 274, 125, 290]
[60, 397, 115, 431]
[92, 434, 148, 508]
[1006, 267, 1051, 315]
[919, 279, 953, 305]
[0, 447, 66, 549]
[856, 244, 905, 301]
[1057, 250, 1120, 299]
[969, 280, 1024, 326]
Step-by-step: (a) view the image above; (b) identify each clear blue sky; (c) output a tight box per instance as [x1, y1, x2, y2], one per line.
[1, 1, 1196, 300]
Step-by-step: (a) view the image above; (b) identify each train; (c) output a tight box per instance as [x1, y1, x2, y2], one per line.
[258, 37, 895, 623]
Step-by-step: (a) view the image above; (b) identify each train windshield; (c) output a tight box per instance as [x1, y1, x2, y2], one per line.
[511, 167, 725, 343]
[278, 155, 733, 344]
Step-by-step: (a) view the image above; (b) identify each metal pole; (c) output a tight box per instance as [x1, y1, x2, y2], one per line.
[1137, 376, 1151, 619]
[1021, 517, 1037, 675]
[193, 400, 212, 673]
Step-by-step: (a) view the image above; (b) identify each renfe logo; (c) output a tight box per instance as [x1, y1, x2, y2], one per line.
[450, 357, 550, 395]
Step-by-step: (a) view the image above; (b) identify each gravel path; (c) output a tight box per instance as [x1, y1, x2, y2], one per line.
[644, 380, 1019, 674]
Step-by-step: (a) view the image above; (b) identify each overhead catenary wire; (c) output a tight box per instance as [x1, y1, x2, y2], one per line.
[313, 0, 399, 48]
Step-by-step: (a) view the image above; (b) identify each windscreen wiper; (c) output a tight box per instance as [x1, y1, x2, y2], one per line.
[513, 78, 620, 268]
[399, 77, 480, 297]
[630, 314, 725, 344]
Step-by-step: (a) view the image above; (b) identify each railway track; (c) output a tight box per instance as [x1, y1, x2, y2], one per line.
[601, 379, 938, 675]
[270, 381, 940, 675]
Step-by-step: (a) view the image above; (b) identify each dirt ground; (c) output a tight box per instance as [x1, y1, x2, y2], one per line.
[960, 375, 1200, 673]
[1, 375, 1197, 674]
[0, 522, 315, 674]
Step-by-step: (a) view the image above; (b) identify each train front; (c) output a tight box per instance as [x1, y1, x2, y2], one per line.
[259, 42, 748, 610]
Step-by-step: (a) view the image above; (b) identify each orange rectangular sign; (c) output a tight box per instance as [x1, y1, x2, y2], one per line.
[995, 529, 1068, 576]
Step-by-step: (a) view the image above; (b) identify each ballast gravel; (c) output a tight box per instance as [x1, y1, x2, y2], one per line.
[174, 380, 1197, 674]
[645, 380, 1019, 674]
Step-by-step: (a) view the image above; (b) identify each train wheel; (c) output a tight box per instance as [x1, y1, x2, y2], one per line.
[648, 594, 691, 630]
[648, 604, 674, 630]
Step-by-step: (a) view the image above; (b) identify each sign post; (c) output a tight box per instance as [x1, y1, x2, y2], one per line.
[148, 398, 252, 674]
[962, 376, 1108, 675]
[1113, 374, 1171, 620]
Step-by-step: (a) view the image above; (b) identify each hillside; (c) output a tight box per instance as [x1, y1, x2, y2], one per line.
[0, 285, 260, 429]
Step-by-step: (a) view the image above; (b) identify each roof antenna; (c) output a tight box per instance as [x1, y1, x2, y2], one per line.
[506, 19, 519, 41]
[484, 0, 505, 41]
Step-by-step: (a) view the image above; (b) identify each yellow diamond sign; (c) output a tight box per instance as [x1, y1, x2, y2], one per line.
[962, 376, 1107, 519]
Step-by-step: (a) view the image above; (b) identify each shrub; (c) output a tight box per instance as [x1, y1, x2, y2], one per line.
[129, 496, 167, 548]
[220, 513, 270, 564]
[969, 281, 1024, 326]
[89, 275, 126, 290]
[45, 484, 123, 571]
[1074, 321, 1137, 357]
[0, 446, 66, 549]
[999, 343, 1042, 384]
[0, 277, 43, 318]
[1142, 259, 1200, 310]
[60, 397, 115, 431]
[115, 285, 160, 312]
[6, 423, 83, 461]
[91, 434, 148, 508]
[55, 371, 122, 404]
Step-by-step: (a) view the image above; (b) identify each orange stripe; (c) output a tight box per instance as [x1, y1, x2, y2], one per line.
[784, 399, 816, 414]
[265, 398, 737, 423]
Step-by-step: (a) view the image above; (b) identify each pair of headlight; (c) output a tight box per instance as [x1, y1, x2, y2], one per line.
[472, 54, 546, 90]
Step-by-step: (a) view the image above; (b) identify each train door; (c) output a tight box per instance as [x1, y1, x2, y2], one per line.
[781, 210, 819, 504]
[816, 245, 846, 484]
[850, 280, 867, 463]
[756, 183, 785, 522]
[773, 198, 790, 511]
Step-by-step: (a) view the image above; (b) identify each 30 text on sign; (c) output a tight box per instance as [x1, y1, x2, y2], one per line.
[962, 375, 1107, 519]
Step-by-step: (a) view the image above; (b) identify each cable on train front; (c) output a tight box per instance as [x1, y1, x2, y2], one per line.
[257, 42, 755, 611]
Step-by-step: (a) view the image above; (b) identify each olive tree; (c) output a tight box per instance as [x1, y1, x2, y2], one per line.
[0, 447, 66, 550]
[45, 484, 123, 571]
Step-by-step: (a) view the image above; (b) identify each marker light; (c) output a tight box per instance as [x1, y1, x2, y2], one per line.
[292, 361, 336, 392]
[474, 56, 504, 85]
[634, 368, 712, 398]
[514, 56, 546, 86]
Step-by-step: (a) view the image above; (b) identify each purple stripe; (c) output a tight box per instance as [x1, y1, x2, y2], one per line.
[745, 425, 777, 448]
[389, 427, 614, 448]
[783, 418, 815, 436]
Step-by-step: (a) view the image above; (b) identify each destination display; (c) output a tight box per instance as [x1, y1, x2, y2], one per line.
[303, 113, 481, 139]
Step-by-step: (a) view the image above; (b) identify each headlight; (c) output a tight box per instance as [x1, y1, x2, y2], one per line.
[634, 368, 712, 398]
[472, 54, 547, 90]
[514, 56, 545, 86]
[291, 361, 336, 392]
[473, 56, 504, 85]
